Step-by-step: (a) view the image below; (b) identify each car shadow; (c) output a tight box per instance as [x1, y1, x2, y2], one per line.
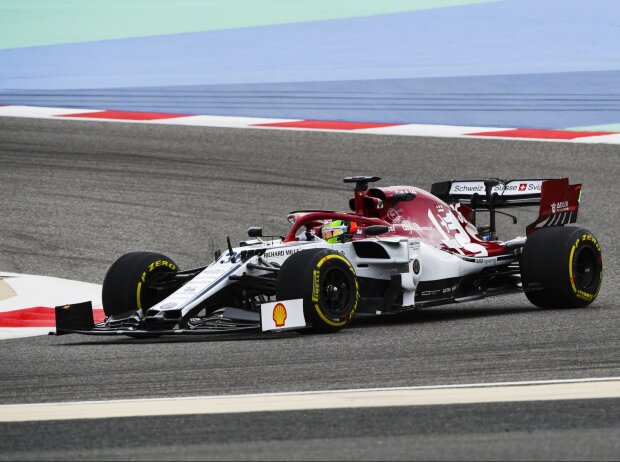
[56, 304, 541, 346]
[55, 330, 299, 346]
[350, 304, 541, 328]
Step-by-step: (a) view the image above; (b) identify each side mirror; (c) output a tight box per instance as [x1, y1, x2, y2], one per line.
[247, 227, 263, 238]
[391, 192, 415, 202]
[365, 225, 390, 236]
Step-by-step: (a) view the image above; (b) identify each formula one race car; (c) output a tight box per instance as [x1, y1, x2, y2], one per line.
[55, 176, 603, 337]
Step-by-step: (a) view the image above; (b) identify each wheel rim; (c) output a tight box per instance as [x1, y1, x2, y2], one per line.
[573, 246, 599, 292]
[321, 267, 353, 317]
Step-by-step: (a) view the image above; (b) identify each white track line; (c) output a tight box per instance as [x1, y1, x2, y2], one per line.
[1, 377, 618, 422]
[0, 273, 101, 312]
[0, 273, 103, 340]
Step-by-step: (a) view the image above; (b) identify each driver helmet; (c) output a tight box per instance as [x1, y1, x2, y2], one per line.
[321, 219, 358, 243]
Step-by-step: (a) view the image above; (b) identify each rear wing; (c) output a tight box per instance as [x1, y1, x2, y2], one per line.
[431, 178, 582, 235]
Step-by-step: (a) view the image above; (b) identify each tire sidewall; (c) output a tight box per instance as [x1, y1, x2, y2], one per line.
[276, 248, 359, 333]
[102, 251, 178, 316]
[566, 232, 603, 304]
[309, 252, 359, 329]
[521, 227, 602, 308]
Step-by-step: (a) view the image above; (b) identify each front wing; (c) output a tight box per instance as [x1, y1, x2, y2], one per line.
[53, 301, 307, 337]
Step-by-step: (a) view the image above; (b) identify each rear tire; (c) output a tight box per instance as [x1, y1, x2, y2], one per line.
[276, 249, 359, 333]
[102, 251, 179, 316]
[521, 227, 602, 308]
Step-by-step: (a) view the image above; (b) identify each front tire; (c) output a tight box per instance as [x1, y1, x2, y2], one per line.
[276, 249, 359, 333]
[102, 251, 179, 316]
[521, 227, 602, 308]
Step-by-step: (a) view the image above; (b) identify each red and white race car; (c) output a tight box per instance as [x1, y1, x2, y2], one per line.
[55, 176, 603, 337]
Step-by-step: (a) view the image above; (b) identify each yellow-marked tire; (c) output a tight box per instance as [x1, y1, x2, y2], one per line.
[521, 227, 602, 308]
[102, 251, 179, 317]
[276, 248, 359, 333]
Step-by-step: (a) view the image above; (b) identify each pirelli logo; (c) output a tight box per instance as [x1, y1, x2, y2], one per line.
[312, 270, 320, 302]
[576, 290, 594, 301]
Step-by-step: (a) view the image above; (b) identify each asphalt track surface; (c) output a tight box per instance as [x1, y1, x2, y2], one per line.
[0, 117, 619, 460]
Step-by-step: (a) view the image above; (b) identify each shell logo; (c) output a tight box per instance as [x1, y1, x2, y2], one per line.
[272, 303, 287, 327]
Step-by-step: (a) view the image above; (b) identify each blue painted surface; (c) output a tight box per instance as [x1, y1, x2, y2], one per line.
[2, 71, 619, 128]
[1, 0, 619, 129]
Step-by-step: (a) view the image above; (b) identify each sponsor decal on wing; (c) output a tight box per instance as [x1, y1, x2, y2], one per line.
[448, 180, 543, 196]
[501, 180, 542, 196]
[550, 201, 569, 214]
[260, 299, 306, 331]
